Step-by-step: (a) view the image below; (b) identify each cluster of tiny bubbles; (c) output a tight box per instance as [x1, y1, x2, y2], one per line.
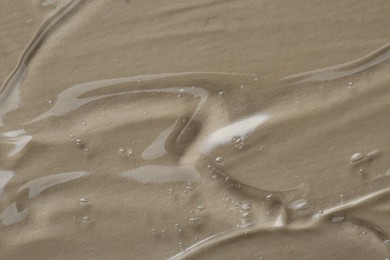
[218, 91, 225, 97]
[72, 136, 89, 152]
[350, 152, 365, 163]
[185, 183, 194, 192]
[233, 201, 242, 207]
[207, 165, 220, 181]
[76, 138, 83, 146]
[174, 223, 182, 233]
[241, 203, 252, 218]
[232, 136, 245, 149]
[118, 147, 133, 156]
[188, 216, 201, 224]
[241, 203, 252, 212]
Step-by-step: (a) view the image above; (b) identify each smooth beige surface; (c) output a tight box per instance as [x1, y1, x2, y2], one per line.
[1, 0, 390, 259]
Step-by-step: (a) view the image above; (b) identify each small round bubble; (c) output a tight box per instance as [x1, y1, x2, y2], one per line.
[215, 156, 224, 164]
[82, 216, 91, 222]
[79, 198, 89, 204]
